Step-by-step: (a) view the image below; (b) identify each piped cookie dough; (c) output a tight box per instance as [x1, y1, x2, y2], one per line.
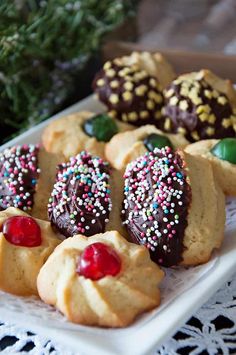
[42, 111, 133, 160]
[105, 125, 189, 170]
[0, 207, 60, 296]
[37, 231, 164, 327]
[185, 138, 236, 196]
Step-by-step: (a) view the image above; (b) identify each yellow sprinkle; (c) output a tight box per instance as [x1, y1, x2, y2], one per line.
[122, 113, 128, 122]
[109, 94, 119, 104]
[191, 95, 202, 106]
[128, 112, 138, 121]
[97, 79, 105, 87]
[135, 85, 147, 96]
[164, 118, 171, 130]
[191, 131, 200, 141]
[149, 78, 157, 88]
[140, 111, 149, 119]
[134, 71, 147, 80]
[217, 96, 227, 105]
[113, 58, 123, 66]
[122, 91, 133, 101]
[206, 127, 215, 136]
[196, 105, 206, 114]
[147, 100, 155, 110]
[208, 114, 216, 124]
[212, 90, 219, 98]
[169, 96, 178, 106]
[199, 113, 208, 122]
[106, 69, 116, 78]
[110, 80, 119, 89]
[179, 100, 188, 111]
[124, 81, 133, 91]
[109, 110, 116, 118]
[180, 88, 189, 97]
[204, 90, 212, 99]
[222, 118, 232, 128]
[103, 61, 111, 70]
[154, 111, 162, 119]
[177, 127, 187, 135]
[165, 88, 174, 98]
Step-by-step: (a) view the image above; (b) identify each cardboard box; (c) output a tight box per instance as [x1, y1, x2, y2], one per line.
[103, 41, 236, 82]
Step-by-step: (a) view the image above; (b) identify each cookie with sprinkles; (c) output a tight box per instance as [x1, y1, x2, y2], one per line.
[0, 144, 40, 212]
[48, 151, 112, 238]
[161, 70, 236, 142]
[92, 53, 171, 126]
[121, 148, 225, 267]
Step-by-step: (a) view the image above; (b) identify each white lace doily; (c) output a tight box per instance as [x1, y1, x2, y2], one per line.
[0, 272, 235, 354]
[0, 197, 236, 353]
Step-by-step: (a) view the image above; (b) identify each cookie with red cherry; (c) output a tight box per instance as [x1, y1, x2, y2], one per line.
[37, 230, 164, 327]
[0, 207, 61, 296]
[121, 147, 225, 267]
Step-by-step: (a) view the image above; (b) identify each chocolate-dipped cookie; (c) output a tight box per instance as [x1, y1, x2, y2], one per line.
[42, 111, 133, 160]
[48, 151, 112, 238]
[122, 147, 225, 267]
[0, 145, 40, 212]
[92, 51, 175, 127]
[161, 70, 236, 142]
[105, 125, 189, 170]
[185, 138, 236, 196]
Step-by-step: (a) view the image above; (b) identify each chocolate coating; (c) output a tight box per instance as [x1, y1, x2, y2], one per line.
[48, 151, 112, 238]
[92, 60, 164, 126]
[0, 145, 40, 211]
[121, 147, 191, 267]
[161, 75, 236, 142]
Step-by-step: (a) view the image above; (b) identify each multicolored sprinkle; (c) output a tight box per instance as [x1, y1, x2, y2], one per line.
[48, 151, 112, 238]
[0, 144, 40, 211]
[121, 147, 191, 267]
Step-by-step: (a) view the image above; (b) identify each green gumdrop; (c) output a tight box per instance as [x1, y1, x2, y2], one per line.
[83, 114, 118, 142]
[211, 138, 236, 164]
[144, 133, 173, 152]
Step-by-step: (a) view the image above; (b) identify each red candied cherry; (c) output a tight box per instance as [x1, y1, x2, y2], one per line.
[77, 242, 121, 280]
[2, 216, 42, 247]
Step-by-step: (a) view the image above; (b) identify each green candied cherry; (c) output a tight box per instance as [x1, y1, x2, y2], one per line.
[143, 133, 173, 152]
[83, 114, 118, 142]
[211, 138, 236, 164]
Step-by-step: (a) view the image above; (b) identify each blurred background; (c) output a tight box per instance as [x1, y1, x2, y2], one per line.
[1, 0, 236, 143]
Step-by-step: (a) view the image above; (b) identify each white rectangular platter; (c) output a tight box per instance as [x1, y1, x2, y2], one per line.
[0, 95, 236, 355]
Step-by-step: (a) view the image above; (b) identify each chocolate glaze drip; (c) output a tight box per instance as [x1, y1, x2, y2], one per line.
[48, 151, 112, 238]
[162, 77, 235, 142]
[93, 61, 164, 126]
[0, 145, 40, 211]
[121, 147, 191, 267]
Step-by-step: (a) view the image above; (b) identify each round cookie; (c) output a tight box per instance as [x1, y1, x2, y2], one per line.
[42, 111, 133, 160]
[122, 147, 225, 267]
[0, 207, 60, 296]
[105, 125, 189, 170]
[161, 70, 236, 142]
[185, 138, 236, 196]
[37, 230, 164, 327]
[92, 51, 175, 126]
